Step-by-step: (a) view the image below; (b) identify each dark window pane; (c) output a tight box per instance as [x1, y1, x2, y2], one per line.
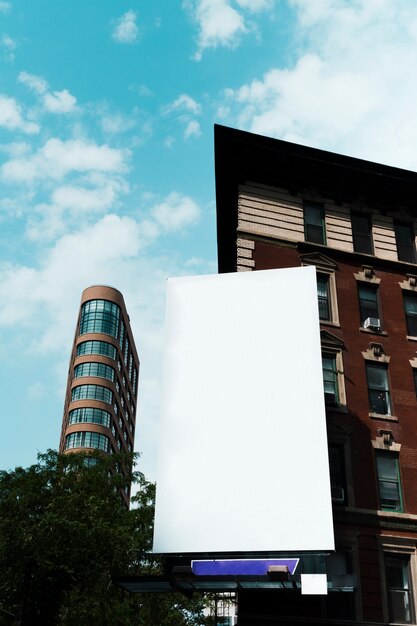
[358, 285, 379, 326]
[404, 294, 417, 336]
[385, 556, 413, 623]
[366, 364, 391, 414]
[352, 213, 373, 254]
[317, 274, 330, 320]
[328, 445, 347, 504]
[304, 202, 325, 244]
[322, 355, 338, 405]
[376, 453, 402, 511]
[395, 223, 416, 263]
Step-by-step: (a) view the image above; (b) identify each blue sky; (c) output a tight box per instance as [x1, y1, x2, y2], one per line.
[2, 0, 417, 481]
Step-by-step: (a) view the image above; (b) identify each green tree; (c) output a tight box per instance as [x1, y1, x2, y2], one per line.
[0, 451, 207, 626]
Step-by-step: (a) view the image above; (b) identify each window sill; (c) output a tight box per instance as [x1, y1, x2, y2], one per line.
[320, 320, 340, 328]
[369, 412, 399, 422]
[359, 327, 387, 336]
[407, 335, 417, 342]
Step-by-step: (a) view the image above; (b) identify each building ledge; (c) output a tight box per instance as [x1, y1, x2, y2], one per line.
[369, 412, 399, 422]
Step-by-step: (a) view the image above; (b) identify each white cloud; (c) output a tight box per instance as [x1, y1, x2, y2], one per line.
[190, 0, 246, 60]
[0, 2, 11, 13]
[0, 94, 39, 134]
[151, 192, 200, 232]
[99, 110, 136, 135]
[185, 0, 273, 59]
[163, 94, 202, 140]
[112, 10, 138, 44]
[1, 34, 16, 61]
[18, 71, 48, 94]
[1, 138, 127, 183]
[164, 93, 202, 115]
[18, 72, 77, 114]
[184, 119, 201, 139]
[51, 181, 121, 212]
[224, 1, 417, 170]
[43, 89, 77, 114]
[235, 0, 273, 11]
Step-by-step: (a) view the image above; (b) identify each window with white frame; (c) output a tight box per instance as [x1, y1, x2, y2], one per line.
[301, 253, 339, 325]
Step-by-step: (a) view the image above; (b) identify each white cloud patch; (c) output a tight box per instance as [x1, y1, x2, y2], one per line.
[1, 138, 127, 183]
[112, 10, 138, 44]
[223, 1, 417, 170]
[18, 71, 48, 94]
[235, 0, 273, 11]
[43, 89, 77, 114]
[1, 34, 16, 61]
[0, 94, 39, 134]
[163, 93, 202, 140]
[185, 0, 273, 59]
[18, 71, 77, 114]
[150, 192, 201, 232]
[164, 94, 202, 115]
[190, 0, 246, 60]
[184, 119, 201, 139]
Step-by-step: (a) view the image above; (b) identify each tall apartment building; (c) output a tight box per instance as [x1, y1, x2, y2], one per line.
[215, 125, 417, 625]
[59, 285, 139, 507]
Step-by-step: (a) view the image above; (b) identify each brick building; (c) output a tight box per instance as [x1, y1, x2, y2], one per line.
[59, 285, 139, 507]
[215, 125, 417, 624]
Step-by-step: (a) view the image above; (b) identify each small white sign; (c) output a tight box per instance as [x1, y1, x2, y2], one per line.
[301, 574, 328, 595]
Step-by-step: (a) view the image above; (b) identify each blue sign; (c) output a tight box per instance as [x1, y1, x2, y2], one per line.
[191, 558, 299, 576]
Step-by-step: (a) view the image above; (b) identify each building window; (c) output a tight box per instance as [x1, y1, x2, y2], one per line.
[404, 293, 417, 337]
[366, 363, 391, 415]
[65, 431, 110, 452]
[375, 451, 402, 511]
[358, 284, 380, 328]
[74, 362, 115, 383]
[317, 274, 331, 321]
[385, 555, 413, 623]
[133, 367, 137, 395]
[351, 213, 373, 254]
[328, 444, 347, 504]
[79, 299, 120, 338]
[76, 340, 117, 360]
[68, 407, 111, 428]
[395, 223, 416, 263]
[304, 201, 326, 244]
[323, 354, 339, 406]
[71, 384, 113, 405]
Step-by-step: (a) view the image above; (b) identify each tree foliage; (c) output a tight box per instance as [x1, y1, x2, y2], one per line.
[0, 451, 207, 625]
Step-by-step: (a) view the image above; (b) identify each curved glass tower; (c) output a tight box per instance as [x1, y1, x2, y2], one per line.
[59, 285, 139, 507]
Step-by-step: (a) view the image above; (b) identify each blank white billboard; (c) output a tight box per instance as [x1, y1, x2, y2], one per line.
[153, 266, 334, 554]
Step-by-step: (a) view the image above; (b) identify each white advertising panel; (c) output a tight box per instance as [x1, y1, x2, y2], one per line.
[153, 266, 334, 554]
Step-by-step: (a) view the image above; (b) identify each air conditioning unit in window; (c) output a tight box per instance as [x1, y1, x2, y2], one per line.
[331, 486, 345, 503]
[363, 317, 381, 330]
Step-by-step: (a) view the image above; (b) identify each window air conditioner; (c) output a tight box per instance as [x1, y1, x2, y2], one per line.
[363, 317, 381, 330]
[331, 486, 345, 503]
